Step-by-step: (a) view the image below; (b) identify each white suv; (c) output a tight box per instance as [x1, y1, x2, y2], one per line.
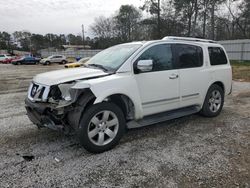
[40, 55, 67, 65]
[25, 37, 232, 153]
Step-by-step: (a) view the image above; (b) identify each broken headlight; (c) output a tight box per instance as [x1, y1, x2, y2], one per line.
[48, 82, 75, 102]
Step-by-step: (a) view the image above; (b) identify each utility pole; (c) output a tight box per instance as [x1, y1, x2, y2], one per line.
[82, 24, 85, 48]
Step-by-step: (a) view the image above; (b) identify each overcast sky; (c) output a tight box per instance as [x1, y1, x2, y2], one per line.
[0, 0, 142, 36]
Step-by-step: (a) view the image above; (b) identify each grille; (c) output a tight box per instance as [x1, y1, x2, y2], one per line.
[28, 83, 50, 102]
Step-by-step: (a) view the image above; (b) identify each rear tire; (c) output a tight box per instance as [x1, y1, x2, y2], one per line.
[78, 102, 126, 153]
[61, 60, 67, 64]
[45, 61, 50, 65]
[200, 84, 224, 117]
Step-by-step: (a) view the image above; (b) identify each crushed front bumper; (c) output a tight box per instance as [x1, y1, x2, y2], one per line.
[25, 97, 65, 131]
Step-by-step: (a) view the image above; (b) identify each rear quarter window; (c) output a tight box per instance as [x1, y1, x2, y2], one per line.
[208, 47, 228, 65]
[174, 44, 203, 69]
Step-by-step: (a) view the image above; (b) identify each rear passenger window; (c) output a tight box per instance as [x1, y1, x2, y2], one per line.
[174, 44, 203, 68]
[208, 47, 228, 65]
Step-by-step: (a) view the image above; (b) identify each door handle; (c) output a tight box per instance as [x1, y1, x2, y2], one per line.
[169, 74, 179, 79]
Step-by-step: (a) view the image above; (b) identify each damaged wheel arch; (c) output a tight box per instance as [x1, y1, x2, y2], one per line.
[67, 88, 96, 130]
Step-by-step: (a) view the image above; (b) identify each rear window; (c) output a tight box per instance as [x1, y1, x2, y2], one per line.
[174, 44, 203, 68]
[208, 47, 228, 65]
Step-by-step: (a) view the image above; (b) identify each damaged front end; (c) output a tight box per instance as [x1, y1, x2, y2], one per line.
[25, 81, 95, 134]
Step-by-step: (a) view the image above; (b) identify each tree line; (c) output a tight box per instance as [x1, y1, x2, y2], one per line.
[0, 0, 249, 53]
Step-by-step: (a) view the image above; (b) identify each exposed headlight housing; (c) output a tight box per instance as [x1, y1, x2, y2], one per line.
[48, 82, 75, 103]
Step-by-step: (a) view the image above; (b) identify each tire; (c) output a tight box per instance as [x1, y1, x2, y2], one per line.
[61, 60, 67, 64]
[78, 102, 126, 153]
[17, 62, 21, 65]
[45, 61, 50, 65]
[200, 84, 224, 117]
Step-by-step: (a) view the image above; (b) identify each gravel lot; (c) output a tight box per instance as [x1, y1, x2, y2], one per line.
[0, 64, 249, 188]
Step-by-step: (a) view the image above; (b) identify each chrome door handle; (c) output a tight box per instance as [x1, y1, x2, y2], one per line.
[169, 74, 179, 79]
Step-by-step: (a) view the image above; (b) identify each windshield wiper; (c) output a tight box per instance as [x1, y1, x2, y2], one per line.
[87, 64, 109, 72]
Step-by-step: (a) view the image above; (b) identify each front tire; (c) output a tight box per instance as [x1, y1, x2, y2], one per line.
[78, 102, 126, 153]
[200, 84, 224, 117]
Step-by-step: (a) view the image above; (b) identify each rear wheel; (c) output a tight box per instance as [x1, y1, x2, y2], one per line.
[61, 60, 67, 64]
[45, 61, 50, 65]
[200, 84, 224, 117]
[78, 102, 126, 153]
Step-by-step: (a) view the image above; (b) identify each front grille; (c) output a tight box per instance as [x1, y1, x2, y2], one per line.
[28, 83, 50, 102]
[30, 84, 39, 98]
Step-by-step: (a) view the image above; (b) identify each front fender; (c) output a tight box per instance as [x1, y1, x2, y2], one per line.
[73, 74, 143, 119]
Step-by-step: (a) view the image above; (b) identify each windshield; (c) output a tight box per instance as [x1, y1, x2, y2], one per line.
[47, 55, 54, 59]
[87, 44, 141, 72]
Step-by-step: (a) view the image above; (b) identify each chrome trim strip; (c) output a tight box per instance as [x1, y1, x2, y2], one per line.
[182, 93, 199, 98]
[42, 86, 50, 101]
[142, 97, 180, 106]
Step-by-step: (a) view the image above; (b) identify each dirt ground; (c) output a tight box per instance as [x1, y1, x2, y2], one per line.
[0, 64, 249, 188]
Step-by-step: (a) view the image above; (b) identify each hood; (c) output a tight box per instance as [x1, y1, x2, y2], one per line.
[33, 67, 108, 85]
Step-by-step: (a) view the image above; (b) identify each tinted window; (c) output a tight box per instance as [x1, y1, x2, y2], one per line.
[208, 47, 227, 65]
[136, 44, 173, 72]
[174, 44, 203, 68]
[54, 56, 62, 58]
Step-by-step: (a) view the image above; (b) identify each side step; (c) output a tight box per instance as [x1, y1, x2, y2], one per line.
[127, 105, 200, 129]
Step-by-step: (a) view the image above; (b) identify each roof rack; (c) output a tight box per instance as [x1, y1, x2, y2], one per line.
[162, 36, 217, 43]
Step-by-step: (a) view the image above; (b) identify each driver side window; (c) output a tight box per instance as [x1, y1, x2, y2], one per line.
[136, 44, 173, 72]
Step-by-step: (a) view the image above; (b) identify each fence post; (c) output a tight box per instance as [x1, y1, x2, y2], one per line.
[240, 42, 245, 61]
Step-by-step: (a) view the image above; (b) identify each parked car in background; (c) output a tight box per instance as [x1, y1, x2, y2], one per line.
[40, 55, 67, 65]
[64, 57, 90, 68]
[25, 37, 232, 153]
[12, 56, 41, 65]
[0, 54, 13, 63]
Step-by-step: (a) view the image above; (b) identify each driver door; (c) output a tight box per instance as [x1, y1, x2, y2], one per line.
[134, 44, 180, 116]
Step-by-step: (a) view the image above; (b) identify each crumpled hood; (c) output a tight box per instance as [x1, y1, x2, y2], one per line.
[33, 67, 108, 85]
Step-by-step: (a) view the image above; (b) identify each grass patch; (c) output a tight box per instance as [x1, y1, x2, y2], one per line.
[230, 60, 250, 66]
[230, 60, 250, 82]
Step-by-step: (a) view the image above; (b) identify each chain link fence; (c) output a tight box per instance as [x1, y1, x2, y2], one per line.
[40, 49, 102, 58]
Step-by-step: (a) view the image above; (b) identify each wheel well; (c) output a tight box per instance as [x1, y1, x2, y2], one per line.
[106, 94, 135, 121]
[212, 81, 225, 93]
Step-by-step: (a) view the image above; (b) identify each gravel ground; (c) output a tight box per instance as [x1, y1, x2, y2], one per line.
[0, 64, 249, 188]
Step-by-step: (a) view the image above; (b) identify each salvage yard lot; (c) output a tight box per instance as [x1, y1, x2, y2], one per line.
[0, 64, 250, 187]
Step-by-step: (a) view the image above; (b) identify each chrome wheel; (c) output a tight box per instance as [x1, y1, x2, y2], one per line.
[87, 110, 119, 146]
[208, 90, 222, 113]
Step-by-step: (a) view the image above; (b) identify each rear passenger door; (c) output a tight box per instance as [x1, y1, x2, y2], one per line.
[55, 55, 63, 63]
[173, 44, 208, 108]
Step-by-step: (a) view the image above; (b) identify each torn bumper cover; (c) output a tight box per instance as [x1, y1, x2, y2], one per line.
[25, 97, 65, 131]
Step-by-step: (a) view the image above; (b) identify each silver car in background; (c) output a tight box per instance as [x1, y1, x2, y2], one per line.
[40, 55, 67, 65]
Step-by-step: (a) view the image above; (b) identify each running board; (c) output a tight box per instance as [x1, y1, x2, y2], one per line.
[127, 105, 200, 129]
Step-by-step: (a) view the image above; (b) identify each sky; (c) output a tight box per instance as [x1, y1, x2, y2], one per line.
[0, 0, 142, 37]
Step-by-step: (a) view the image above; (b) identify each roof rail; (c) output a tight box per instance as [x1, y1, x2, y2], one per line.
[162, 36, 217, 43]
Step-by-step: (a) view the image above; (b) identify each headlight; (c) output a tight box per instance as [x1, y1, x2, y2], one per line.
[58, 82, 75, 101]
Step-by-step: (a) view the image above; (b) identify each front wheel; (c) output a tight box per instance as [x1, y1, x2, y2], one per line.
[78, 102, 126, 153]
[200, 84, 224, 117]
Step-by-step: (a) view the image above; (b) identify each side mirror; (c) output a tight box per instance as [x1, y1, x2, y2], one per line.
[137, 60, 153, 72]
